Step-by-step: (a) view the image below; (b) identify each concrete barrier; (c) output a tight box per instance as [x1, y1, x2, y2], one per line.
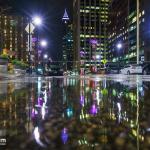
[0, 65, 8, 73]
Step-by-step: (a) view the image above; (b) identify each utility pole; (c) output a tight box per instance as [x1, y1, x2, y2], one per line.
[136, 0, 140, 64]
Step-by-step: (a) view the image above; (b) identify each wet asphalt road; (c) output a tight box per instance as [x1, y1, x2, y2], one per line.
[0, 75, 150, 150]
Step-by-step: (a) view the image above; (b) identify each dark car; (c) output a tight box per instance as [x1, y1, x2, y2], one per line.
[48, 63, 63, 76]
[105, 63, 123, 74]
[142, 63, 150, 75]
[48, 68, 63, 76]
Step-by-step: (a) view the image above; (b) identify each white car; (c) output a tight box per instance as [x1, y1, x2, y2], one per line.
[120, 64, 142, 75]
[14, 68, 26, 75]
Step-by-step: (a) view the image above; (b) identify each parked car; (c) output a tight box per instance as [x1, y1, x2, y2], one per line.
[142, 63, 150, 75]
[37, 68, 44, 75]
[85, 70, 91, 75]
[48, 68, 63, 76]
[120, 64, 142, 75]
[105, 63, 123, 74]
[106, 66, 120, 74]
[47, 62, 63, 76]
[26, 67, 40, 75]
[14, 68, 26, 75]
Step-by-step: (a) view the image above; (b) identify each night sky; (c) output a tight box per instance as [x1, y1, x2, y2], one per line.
[4, 0, 73, 60]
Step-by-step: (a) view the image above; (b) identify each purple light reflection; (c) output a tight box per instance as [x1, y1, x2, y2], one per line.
[32, 37, 37, 42]
[61, 128, 69, 144]
[31, 108, 38, 118]
[38, 50, 42, 54]
[90, 104, 98, 115]
[80, 95, 85, 106]
[38, 97, 44, 106]
[90, 39, 98, 45]
[80, 51, 85, 54]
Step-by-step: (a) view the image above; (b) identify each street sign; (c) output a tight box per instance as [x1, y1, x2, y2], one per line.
[101, 59, 108, 64]
[32, 37, 37, 42]
[25, 23, 35, 34]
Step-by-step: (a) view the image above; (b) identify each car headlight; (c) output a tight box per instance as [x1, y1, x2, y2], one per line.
[38, 68, 42, 72]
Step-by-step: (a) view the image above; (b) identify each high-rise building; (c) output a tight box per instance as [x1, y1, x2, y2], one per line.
[62, 25, 73, 71]
[62, 9, 74, 71]
[108, 0, 150, 63]
[0, 13, 28, 62]
[73, 0, 110, 72]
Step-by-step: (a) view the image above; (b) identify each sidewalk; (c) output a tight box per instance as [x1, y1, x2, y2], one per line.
[0, 72, 24, 79]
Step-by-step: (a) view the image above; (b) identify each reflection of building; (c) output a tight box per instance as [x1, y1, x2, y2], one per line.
[108, 0, 150, 63]
[0, 12, 28, 62]
[62, 10, 74, 71]
[73, 0, 110, 71]
[0, 81, 31, 137]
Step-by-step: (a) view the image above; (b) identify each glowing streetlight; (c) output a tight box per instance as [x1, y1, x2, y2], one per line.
[43, 54, 48, 59]
[96, 55, 101, 60]
[117, 43, 122, 49]
[40, 40, 47, 47]
[32, 16, 42, 26]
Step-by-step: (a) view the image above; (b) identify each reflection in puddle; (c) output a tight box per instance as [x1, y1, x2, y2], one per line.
[33, 127, 46, 147]
[0, 77, 150, 149]
[61, 128, 69, 144]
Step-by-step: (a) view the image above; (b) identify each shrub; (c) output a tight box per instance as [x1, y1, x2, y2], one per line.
[0, 54, 9, 60]
[12, 59, 29, 69]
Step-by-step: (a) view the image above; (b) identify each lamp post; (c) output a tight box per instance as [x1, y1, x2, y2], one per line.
[43, 54, 48, 75]
[40, 40, 48, 62]
[33, 16, 43, 66]
[40, 40, 48, 73]
[116, 42, 123, 64]
[25, 16, 42, 74]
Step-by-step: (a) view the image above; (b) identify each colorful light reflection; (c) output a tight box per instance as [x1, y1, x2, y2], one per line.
[90, 104, 98, 115]
[66, 107, 73, 118]
[80, 95, 85, 106]
[31, 108, 38, 118]
[90, 39, 98, 45]
[61, 128, 69, 144]
[38, 97, 43, 106]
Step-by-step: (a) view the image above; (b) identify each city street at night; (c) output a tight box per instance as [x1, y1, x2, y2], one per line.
[0, 75, 150, 149]
[0, 0, 150, 149]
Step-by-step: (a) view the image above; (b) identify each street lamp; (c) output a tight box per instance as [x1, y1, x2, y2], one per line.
[25, 16, 43, 74]
[116, 43, 122, 49]
[116, 42, 123, 63]
[43, 54, 48, 59]
[33, 16, 42, 26]
[40, 40, 47, 47]
[96, 55, 101, 60]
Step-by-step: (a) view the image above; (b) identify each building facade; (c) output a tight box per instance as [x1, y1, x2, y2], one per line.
[62, 9, 74, 71]
[62, 25, 73, 71]
[108, 0, 150, 64]
[0, 13, 29, 62]
[73, 0, 110, 72]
